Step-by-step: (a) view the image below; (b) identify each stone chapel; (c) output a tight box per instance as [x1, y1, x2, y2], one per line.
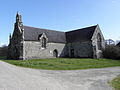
[7, 13, 105, 60]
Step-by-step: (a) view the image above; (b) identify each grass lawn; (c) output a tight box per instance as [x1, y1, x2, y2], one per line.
[1, 58, 120, 70]
[111, 75, 120, 90]
[0, 56, 7, 60]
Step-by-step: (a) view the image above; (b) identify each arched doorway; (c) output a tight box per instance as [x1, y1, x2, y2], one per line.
[53, 49, 58, 57]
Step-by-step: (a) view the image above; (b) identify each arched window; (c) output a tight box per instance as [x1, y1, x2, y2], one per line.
[41, 37, 46, 48]
[97, 33, 102, 50]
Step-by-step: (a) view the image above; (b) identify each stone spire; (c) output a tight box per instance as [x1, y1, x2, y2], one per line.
[16, 11, 22, 23]
[9, 33, 11, 39]
[15, 12, 24, 32]
[9, 33, 12, 44]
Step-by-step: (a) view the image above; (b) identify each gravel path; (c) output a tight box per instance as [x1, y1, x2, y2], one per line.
[0, 61, 120, 90]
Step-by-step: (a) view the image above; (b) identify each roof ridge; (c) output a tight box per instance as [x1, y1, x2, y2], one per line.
[66, 24, 98, 33]
[23, 25, 65, 33]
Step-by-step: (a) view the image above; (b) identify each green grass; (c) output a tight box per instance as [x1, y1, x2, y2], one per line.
[111, 75, 120, 90]
[1, 58, 120, 70]
[0, 56, 7, 60]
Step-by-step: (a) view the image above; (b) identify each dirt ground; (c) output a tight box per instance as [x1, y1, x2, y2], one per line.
[0, 61, 120, 90]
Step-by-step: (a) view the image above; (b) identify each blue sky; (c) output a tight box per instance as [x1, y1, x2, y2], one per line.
[0, 0, 120, 46]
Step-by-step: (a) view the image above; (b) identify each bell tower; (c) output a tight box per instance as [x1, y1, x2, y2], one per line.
[16, 12, 22, 22]
[15, 12, 24, 31]
[7, 12, 24, 60]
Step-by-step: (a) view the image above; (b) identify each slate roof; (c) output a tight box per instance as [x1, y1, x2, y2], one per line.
[117, 42, 120, 47]
[23, 25, 97, 43]
[23, 26, 66, 43]
[66, 25, 97, 43]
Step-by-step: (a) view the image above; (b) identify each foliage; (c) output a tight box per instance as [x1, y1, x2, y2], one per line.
[0, 45, 8, 59]
[111, 75, 120, 90]
[2, 58, 120, 70]
[103, 45, 120, 60]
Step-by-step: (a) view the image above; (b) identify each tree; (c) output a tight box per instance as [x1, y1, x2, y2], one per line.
[0, 45, 8, 59]
[105, 39, 115, 45]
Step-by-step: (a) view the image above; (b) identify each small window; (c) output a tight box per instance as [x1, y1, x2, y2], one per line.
[41, 37, 46, 48]
[38, 34, 42, 40]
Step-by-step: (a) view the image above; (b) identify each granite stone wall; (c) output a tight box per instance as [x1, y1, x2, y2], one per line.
[23, 41, 66, 60]
[66, 41, 93, 58]
[91, 26, 105, 58]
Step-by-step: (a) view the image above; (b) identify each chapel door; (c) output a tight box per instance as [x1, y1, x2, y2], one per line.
[53, 49, 58, 58]
[70, 49, 74, 58]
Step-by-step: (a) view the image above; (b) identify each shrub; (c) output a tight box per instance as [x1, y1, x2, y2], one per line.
[103, 45, 120, 60]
